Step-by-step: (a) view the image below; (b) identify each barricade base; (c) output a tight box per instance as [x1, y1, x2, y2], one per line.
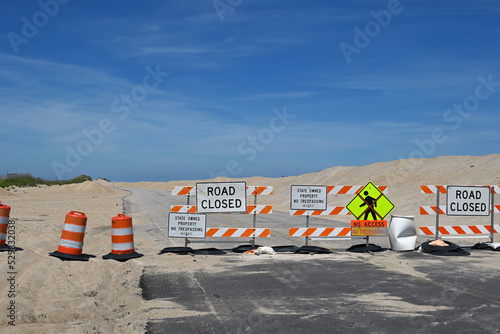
[346, 243, 386, 253]
[49, 251, 93, 261]
[103, 251, 143, 261]
[0, 245, 22, 252]
[159, 247, 193, 255]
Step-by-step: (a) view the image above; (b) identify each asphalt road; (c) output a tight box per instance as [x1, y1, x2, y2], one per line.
[123, 188, 500, 334]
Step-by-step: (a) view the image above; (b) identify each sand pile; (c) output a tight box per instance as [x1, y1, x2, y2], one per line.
[63, 181, 117, 193]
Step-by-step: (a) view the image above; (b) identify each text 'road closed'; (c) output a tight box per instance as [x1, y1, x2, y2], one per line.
[446, 186, 490, 216]
[196, 181, 247, 213]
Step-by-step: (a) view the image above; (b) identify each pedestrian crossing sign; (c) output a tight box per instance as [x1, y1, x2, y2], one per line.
[346, 181, 395, 220]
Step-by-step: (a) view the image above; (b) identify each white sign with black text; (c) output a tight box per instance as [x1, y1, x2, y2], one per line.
[446, 185, 491, 216]
[290, 185, 328, 211]
[196, 181, 247, 213]
[168, 212, 207, 238]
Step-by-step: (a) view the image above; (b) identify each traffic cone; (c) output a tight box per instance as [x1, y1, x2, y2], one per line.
[49, 211, 92, 261]
[103, 214, 143, 261]
[0, 202, 11, 251]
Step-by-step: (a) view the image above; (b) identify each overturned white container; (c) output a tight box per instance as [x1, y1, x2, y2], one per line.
[388, 215, 417, 251]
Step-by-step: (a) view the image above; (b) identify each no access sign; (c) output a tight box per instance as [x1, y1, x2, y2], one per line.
[196, 181, 247, 213]
[446, 185, 490, 216]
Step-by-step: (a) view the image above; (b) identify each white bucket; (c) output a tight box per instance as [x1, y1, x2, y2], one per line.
[388, 215, 417, 251]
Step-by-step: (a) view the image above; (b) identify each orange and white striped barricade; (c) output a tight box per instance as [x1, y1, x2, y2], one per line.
[289, 227, 351, 238]
[170, 204, 273, 215]
[289, 185, 387, 245]
[49, 211, 92, 261]
[103, 214, 143, 261]
[171, 185, 273, 247]
[419, 224, 500, 239]
[0, 202, 11, 251]
[421, 185, 499, 242]
[206, 228, 270, 238]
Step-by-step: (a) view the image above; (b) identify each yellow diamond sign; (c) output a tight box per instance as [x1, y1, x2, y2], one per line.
[346, 181, 395, 220]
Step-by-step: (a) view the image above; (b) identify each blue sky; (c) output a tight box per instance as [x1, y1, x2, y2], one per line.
[1, 0, 499, 182]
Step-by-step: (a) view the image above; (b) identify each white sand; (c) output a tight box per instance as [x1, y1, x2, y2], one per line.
[0, 154, 499, 333]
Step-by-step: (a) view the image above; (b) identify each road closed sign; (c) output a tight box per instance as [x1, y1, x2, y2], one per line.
[196, 181, 247, 213]
[446, 186, 490, 216]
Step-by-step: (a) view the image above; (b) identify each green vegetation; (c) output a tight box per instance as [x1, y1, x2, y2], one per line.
[0, 173, 92, 189]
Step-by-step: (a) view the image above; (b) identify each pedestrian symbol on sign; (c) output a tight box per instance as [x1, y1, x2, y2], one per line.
[346, 182, 395, 220]
[360, 191, 377, 220]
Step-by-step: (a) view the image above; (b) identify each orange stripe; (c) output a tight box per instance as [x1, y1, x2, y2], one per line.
[112, 220, 132, 228]
[327, 186, 334, 193]
[256, 186, 266, 195]
[294, 210, 306, 216]
[246, 205, 256, 214]
[469, 226, 482, 234]
[421, 185, 432, 193]
[320, 228, 334, 237]
[438, 185, 446, 193]
[420, 207, 428, 215]
[171, 206, 182, 212]
[260, 205, 272, 214]
[289, 228, 299, 236]
[312, 210, 322, 215]
[112, 235, 133, 243]
[181, 187, 193, 195]
[222, 228, 238, 237]
[339, 228, 350, 237]
[259, 229, 271, 237]
[206, 228, 218, 237]
[332, 207, 345, 215]
[379, 186, 388, 192]
[438, 226, 449, 235]
[339, 186, 352, 194]
[57, 245, 82, 255]
[241, 229, 255, 237]
[188, 206, 197, 213]
[305, 228, 316, 236]
[420, 227, 433, 235]
[485, 225, 492, 233]
[61, 230, 85, 242]
[453, 226, 466, 234]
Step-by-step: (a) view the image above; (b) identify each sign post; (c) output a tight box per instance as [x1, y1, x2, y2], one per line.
[290, 185, 328, 246]
[346, 181, 395, 247]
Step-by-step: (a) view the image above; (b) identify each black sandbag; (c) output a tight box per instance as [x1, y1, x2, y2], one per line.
[294, 246, 332, 254]
[191, 248, 227, 255]
[232, 244, 262, 253]
[159, 247, 194, 255]
[345, 243, 385, 253]
[420, 240, 470, 256]
[472, 242, 491, 250]
[272, 245, 300, 253]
